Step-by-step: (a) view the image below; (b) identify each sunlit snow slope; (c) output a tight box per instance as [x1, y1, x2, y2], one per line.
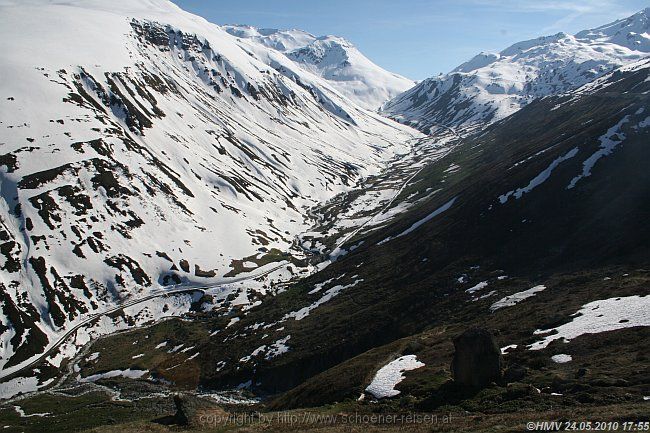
[0, 0, 419, 372]
[223, 25, 415, 111]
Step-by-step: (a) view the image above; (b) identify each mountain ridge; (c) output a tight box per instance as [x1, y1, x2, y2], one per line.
[224, 24, 415, 110]
[382, 7, 650, 134]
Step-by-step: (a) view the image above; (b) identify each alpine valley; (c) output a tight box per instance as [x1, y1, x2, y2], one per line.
[0, 2, 648, 432]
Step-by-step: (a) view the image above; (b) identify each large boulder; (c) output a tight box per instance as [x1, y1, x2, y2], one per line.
[451, 328, 501, 388]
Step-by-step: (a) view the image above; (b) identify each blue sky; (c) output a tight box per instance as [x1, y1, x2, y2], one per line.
[172, 0, 649, 80]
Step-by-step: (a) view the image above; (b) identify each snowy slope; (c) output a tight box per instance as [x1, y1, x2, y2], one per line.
[0, 0, 420, 374]
[224, 26, 415, 110]
[382, 8, 650, 134]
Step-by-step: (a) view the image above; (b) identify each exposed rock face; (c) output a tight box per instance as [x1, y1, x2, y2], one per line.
[451, 328, 501, 388]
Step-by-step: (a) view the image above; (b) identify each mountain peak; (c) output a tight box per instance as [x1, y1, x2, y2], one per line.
[222, 25, 316, 51]
[575, 7, 650, 52]
[383, 8, 649, 133]
[225, 24, 414, 110]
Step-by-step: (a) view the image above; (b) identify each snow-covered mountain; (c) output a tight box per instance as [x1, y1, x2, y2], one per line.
[0, 0, 420, 375]
[223, 25, 415, 111]
[382, 8, 650, 134]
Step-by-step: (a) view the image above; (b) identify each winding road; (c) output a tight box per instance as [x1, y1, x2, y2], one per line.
[0, 263, 287, 384]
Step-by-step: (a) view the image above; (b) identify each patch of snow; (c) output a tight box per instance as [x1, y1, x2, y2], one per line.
[530, 295, 650, 350]
[551, 354, 572, 363]
[226, 317, 240, 328]
[500, 148, 578, 203]
[567, 116, 629, 189]
[501, 344, 518, 354]
[284, 279, 363, 321]
[13, 406, 50, 418]
[466, 281, 488, 294]
[474, 290, 497, 301]
[365, 355, 425, 399]
[265, 335, 291, 359]
[490, 285, 546, 312]
[80, 368, 149, 383]
[202, 391, 259, 405]
[0, 377, 41, 399]
[378, 197, 457, 244]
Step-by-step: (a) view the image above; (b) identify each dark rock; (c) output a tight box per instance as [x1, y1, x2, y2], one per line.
[179, 259, 190, 273]
[451, 327, 501, 388]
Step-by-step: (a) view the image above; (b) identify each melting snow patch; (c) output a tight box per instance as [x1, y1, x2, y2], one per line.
[13, 406, 50, 418]
[444, 163, 460, 174]
[378, 197, 457, 245]
[81, 369, 149, 383]
[284, 279, 362, 321]
[365, 355, 425, 399]
[500, 147, 578, 203]
[0, 377, 40, 400]
[307, 277, 338, 295]
[265, 335, 291, 360]
[474, 290, 497, 301]
[168, 344, 184, 353]
[202, 391, 259, 405]
[567, 116, 629, 189]
[490, 285, 546, 312]
[155, 341, 167, 349]
[501, 344, 518, 354]
[466, 281, 488, 294]
[529, 295, 650, 350]
[551, 354, 572, 363]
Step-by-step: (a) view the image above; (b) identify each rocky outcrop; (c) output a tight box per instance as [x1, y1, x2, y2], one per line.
[451, 328, 501, 388]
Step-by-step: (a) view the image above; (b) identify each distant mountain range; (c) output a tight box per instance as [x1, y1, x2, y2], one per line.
[382, 7, 650, 134]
